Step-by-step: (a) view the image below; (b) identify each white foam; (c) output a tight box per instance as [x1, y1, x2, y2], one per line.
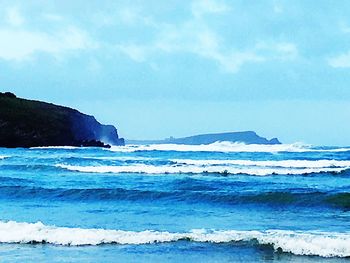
[56, 163, 347, 176]
[0, 221, 349, 257]
[0, 156, 8, 159]
[172, 159, 350, 169]
[81, 156, 153, 161]
[30, 146, 80, 150]
[109, 142, 350, 153]
[26, 142, 350, 153]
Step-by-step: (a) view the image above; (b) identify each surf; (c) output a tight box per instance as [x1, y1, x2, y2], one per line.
[0, 221, 349, 258]
[108, 142, 350, 153]
[56, 163, 349, 176]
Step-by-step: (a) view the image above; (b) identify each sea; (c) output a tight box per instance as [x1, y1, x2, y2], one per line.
[0, 142, 350, 262]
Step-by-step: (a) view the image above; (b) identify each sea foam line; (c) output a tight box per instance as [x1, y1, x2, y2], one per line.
[30, 146, 80, 150]
[171, 159, 350, 168]
[56, 164, 348, 176]
[0, 221, 349, 258]
[109, 142, 350, 153]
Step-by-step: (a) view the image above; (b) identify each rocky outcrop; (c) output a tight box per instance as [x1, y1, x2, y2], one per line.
[165, 131, 281, 145]
[127, 131, 281, 145]
[0, 92, 124, 148]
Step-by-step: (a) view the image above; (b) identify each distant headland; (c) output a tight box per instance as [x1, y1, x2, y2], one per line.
[0, 92, 124, 148]
[126, 131, 281, 145]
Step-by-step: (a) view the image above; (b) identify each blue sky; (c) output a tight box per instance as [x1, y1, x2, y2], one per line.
[1, 0, 350, 145]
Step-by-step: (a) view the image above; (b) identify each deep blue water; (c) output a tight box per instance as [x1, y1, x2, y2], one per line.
[0, 142, 350, 262]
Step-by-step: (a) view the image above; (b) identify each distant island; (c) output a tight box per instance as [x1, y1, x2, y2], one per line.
[126, 131, 281, 145]
[0, 92, 124, 148]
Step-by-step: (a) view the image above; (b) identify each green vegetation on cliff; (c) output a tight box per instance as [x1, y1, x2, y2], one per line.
[0, 92, 124, 148]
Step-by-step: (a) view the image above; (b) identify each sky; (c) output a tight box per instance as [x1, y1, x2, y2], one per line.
[0, 0, 350, 145]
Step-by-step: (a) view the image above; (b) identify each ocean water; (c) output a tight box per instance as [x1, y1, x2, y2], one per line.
[0, 142, 350, 262]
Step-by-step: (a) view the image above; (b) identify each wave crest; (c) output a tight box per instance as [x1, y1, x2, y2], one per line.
[56, 163, 349, 176]
[0, 221, 349, 257]
[109, 142, 350, 153]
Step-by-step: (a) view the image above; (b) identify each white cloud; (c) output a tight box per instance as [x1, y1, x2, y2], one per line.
[117, 18, 297, 73]
[255, 42, 298, 60]
[330, 24, 350, 68]
[93, 13, 116, 27]
[42, 14, 63, 22]
[191, 0, 230, 18]
[339, 22, 350, 34]
[92, 8, 156, 28]
[328, 52, 350, 68]
[275, 43, 298, 58]
[116, 44, 149, 62]
[154, 26, 264, 72]
[0, 27, 97, 61]
[216, 52, 264, 73]
[272, 0, 284, 13]
[118, 8, 155, 27]
[113, 0, 298, 73]
[6, 7, 24, 27]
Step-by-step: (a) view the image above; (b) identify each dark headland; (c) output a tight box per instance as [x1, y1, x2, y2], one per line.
[127, 131, 281, 145]
[0, 92, 124, 148]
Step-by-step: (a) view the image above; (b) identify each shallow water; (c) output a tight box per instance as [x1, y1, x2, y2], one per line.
[0, 142, 350, 262]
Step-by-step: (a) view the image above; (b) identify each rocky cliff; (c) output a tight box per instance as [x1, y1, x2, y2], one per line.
[0, 92, 124, 148]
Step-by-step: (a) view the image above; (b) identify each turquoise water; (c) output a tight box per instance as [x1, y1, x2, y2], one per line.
[0, 142, 350, 262]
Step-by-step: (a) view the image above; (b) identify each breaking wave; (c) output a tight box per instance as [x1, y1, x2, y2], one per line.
[171, 159, 350, 168]
[0, 221, 349, 258]
[110, 142, 350, 153]
[56, 162, 349, 176]
[30, 146, 80, 150]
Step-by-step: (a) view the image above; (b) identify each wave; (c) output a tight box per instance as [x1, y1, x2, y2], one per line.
[109, 142, 350, 153]
[56, 163, 348, 176]
[80, 156, 153, 161]
[0, 164, 61, 173]
[30, 146, 80, 150]
[172, 159, 350, 168]
[1, 185, 349, 208]
[0, 221, 349, 257]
